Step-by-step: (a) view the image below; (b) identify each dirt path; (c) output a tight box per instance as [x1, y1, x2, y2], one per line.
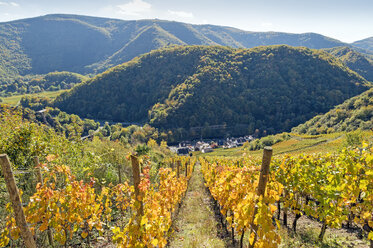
[168, 163, 229, 248]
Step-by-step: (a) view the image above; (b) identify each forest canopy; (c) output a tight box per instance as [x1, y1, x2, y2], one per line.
[292, 87, 373, 135]
[54, 45, 368, 139]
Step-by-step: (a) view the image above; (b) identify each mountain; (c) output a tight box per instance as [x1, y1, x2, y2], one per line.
[324, 46, 373, 81]
[352, 37, 373, 52]
[54, 45, 368, 139]
[0, 14, 350, 82]
[292, 87, 373, 135]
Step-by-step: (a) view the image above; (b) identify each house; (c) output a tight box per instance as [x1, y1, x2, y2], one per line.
[210, 142, 219, 149]
[201, 147, 213, 153]
[195, 141, 209, 151]
[177, 147, 190, 155]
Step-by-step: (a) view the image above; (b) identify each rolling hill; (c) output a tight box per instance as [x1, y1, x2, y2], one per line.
[324, 46, 373, 81]
[352, 37, 373, 52]
[292, 87, 373, 134]
[54, 45, 368, 139]
[0, 14, 357, 82]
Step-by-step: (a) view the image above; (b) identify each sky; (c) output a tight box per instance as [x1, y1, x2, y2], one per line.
[0, 0, 372, 43]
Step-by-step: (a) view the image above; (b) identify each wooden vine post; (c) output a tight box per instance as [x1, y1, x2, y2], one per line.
[34, 157, 43, 185]
[277, 200, 281, 220]
[33, 156, 54, 247]
[177, 160, 181, 178]
[130, 155, 143, 216]
[0, 154, 37, 248]
[185, 161, 188, 178]
[247, 147, 273, 248]
[283, 176, 289, 226]
[118, 164, 122, 184]
[282, 158, 292, 227]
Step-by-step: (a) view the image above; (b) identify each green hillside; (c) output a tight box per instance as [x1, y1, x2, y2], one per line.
[324, 46, 373, 81]
[352, 36, 373, 52]
[0, 14, 350, 81]
[292, 87, 373, 134]
[0, 14, 115, 78]
[0, 71, 87, 97]
[54, 45, 368, 139]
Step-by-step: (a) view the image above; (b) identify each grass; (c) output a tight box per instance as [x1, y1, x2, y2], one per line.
[196, 132, 357, 159]
[168, 163, 227, 248]
[1, 90, 66, 105]
[279, 227, 339, 248]
[194, 146, 243, 157]
[279, 224, 369, 248]
[272, 132, 342, 155]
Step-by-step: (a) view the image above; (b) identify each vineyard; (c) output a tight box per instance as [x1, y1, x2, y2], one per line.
[0, 110, 197, 247]
[201, 142, 373, 247]
[0, 3, 372, 247]
[0, 110, 372, 248]
[0, 153, 195, 248]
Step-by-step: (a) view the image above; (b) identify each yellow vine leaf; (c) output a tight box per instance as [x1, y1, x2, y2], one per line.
[152, 238, 159, 246]
[81, 231, 88, 239]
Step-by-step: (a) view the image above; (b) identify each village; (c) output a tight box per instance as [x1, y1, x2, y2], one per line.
[170, 135, 256, 155]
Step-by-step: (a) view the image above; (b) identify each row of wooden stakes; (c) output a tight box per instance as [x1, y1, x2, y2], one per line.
[0, 153, 190, 248]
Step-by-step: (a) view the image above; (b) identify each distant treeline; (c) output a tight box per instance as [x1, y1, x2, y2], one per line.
[1, 96, 173, 144]
[0, 71, 87, 97]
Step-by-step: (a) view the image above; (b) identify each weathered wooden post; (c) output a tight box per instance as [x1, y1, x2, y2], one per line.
[247, 147, 272, 248]
[33, 157, 43, 185]
[34, 156, 53, 247]
[277, 200, 281, 220]
[231, 211, 235, 245]
[130, 155, 143, 216]
[257, 147, 272, 195]
[118, 164, 122, 184]
[177, 160, 181, 178]
[283, 192, 288, 226]
[185, 161, 188, 178]
[0, 154, 37, 248]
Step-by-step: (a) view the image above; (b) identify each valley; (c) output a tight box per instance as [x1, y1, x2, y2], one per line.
[0, 11, 372, 248]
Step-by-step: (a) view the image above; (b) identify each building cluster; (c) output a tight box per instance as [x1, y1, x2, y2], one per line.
[171, 135, 255, 155]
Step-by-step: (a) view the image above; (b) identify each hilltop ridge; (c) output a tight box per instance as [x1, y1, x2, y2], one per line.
[1, 14, 363, 83]
[54, 45, 368, 139]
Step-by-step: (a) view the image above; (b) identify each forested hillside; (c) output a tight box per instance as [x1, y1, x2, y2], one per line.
[352, 36, 373, 52]
[54, 45, 368, 139]
[324, 46, 373, 81]
[292, 87, 373, 134]
[0, 14, 353, 82]
[0, 71, 87, 97]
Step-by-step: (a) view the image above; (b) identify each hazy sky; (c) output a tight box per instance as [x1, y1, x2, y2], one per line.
[0, 0, 372, 43]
